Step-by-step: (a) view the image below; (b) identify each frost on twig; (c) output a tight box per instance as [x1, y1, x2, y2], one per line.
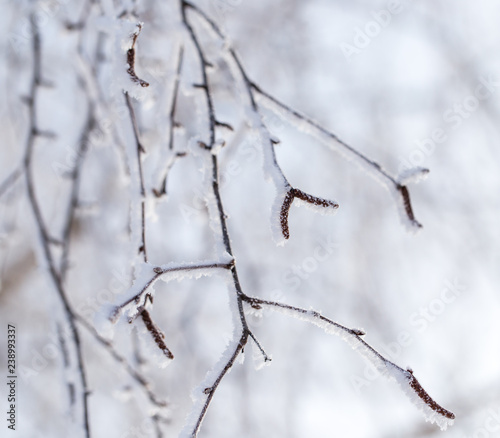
[183, 1, 426, 234]
[280, 188, 339, 240]
[252, 85, 426, 232]
[109, 260, 234, 324]
[244, 297, 455, 430]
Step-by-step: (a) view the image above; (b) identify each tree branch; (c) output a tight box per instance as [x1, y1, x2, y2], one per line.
[184, 1, 426, 232]
[243, 296, 455, 429]
[22, 16, 91, 437]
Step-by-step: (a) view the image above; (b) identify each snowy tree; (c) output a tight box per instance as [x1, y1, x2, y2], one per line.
[2, 1, 499, 437]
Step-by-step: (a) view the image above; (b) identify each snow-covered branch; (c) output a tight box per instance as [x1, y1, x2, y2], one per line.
[5, 1, 462, 436]
[184, 1, 427, 234]
[243, 296, 455, 430]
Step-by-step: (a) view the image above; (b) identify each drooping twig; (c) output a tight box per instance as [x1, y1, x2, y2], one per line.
[243, 296, 455, 428]
[112, 261, 235, 319]
[177, 6, 453, 434]
[145, 6, 263, 435]
[55, 10, 170, 414]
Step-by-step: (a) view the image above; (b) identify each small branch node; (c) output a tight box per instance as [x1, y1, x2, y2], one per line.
[350, 328, 365, 336]
[198, 141, 210, 150]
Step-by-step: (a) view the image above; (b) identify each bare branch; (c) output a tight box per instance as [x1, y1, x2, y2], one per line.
[112, 261, 234, 319]
[248, 331, 271, 363]
[153, 46, 186, 198]
[22, 15, 91, 438]
[243, 296, 455, 428]
[252, 85, 425, 230]
[181, 3, 216, 149]
[152, 152, 187, 198]
[0, 167, 23, 199]
[168, 45, 184, 151]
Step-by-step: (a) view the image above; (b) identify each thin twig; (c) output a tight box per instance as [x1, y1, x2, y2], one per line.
[248, 331, 271, 363]
[23, 15, 90, 438]
[124, 92, 148, 262]
[181, 3, 216, 149]
[243, 296, 455, 423]
[100, 4, 446, 437]
[56, 21, 168, 411]
[60, 105, 96, 280]
[113, 261, 234, 317]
